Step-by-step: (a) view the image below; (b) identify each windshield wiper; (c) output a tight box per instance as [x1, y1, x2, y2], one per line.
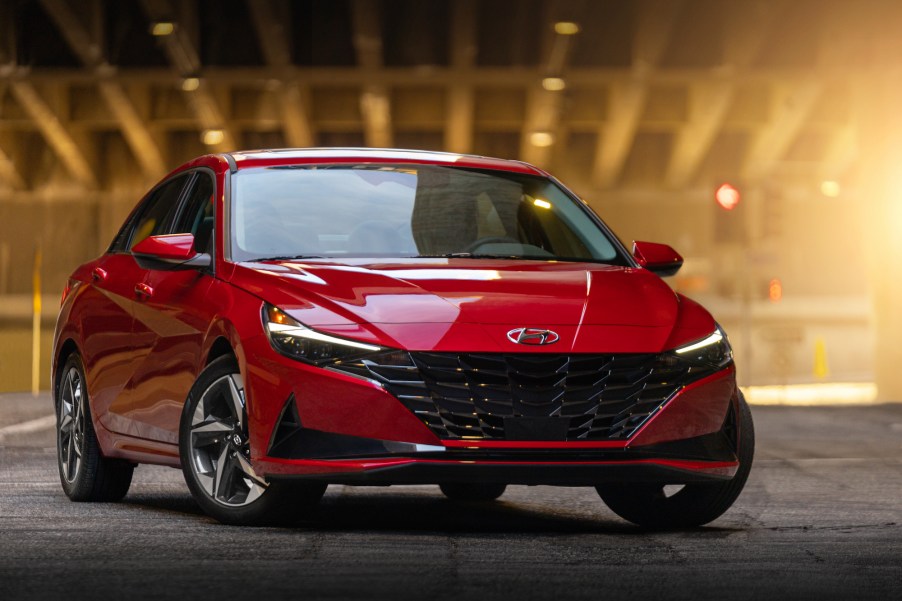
[415, 253, 542, 260]
[249, 255, 325, 262]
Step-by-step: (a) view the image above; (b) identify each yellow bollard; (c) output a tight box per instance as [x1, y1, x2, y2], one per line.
[813, 338, 829, 379]
[32, 243, 41, 396]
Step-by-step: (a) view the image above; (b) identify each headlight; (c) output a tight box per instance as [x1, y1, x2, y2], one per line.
[672, 325, 732, 368]
[263, 303, 383, 366]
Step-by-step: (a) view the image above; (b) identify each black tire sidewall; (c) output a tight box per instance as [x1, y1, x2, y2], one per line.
[597, 392, 755, 529]
[56, 353, 132, 502]
[178, 355, 325, 526]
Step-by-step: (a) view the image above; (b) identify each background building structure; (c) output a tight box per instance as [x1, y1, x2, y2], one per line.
[0, 0, 898, 400]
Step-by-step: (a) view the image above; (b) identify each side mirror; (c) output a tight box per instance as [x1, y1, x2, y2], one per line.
[132, 234, 212, 271]
[632, 240, 683, 277]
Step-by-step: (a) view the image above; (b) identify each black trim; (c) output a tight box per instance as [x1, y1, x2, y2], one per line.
[266, 393, 303, 457]
[264, 419, 737, 464]
[269, 461, 733, 487]
[224, 153, 238, 174]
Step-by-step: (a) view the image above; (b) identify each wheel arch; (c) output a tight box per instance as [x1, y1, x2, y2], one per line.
[53, 338, 80, 402]
[200, 318, 248, 380]
[206, 336, 236, 366]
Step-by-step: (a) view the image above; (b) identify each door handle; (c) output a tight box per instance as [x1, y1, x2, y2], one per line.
[134, 283, 153, 299]
[91, 267, 108, 281]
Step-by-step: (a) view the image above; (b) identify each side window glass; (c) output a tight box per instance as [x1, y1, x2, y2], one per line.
[173, 173, 216, 254]
[128, 175, 190, 250]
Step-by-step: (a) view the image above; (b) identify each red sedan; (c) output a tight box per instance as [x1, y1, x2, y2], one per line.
[52, 148, 754, 527]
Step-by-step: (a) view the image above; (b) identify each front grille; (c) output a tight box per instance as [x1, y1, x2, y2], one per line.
[333, 352, 715, 441]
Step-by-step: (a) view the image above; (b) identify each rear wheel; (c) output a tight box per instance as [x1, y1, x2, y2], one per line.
[597, 392, 755, 529]
[440, 483, 507, 502]
[56, 353, 134, 502]
[179, 355, 325, 525]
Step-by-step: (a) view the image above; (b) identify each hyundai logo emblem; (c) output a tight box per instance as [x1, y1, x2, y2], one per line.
[507, 328, 560, 346]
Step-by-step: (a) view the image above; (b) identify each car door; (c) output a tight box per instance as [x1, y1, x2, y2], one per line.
[102, 173, 193, 439]
[79, 251, 145, 432]
[125, 170, 219, 444]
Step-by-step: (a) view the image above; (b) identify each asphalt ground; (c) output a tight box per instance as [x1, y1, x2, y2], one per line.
[0, 393, 900, 601]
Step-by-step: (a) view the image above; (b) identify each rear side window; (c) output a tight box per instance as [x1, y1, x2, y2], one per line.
[108, 174, 191, 253]
[128, 176, 190, 250]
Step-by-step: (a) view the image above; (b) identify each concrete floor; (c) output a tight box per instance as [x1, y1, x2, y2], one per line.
[0, 393, 900, 600]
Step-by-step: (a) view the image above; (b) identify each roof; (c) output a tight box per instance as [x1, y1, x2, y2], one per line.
[227, 148, 547, 176]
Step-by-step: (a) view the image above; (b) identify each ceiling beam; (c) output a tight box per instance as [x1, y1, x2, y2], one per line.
[97, 82, 166, 178]
[10, 82, 96, 187]
[2, 65, 877, 89]
[141, 0, 236, 152]
[634, 0, 685, 71]
[664, 82, 733, 188]
[591, 81, 646, 188]
[277, 83, 315, 148]
[246, 0, 292, 68]
[352, 0, 392, 148]
[592, 0, 682, 188]
[0, 144, 25, 189]
[663, 1, 777, 189]
[246, 0, 314, 148]
[140, 0, 200, 74]
[0, 0, 15, 66]
[0, 83, 25, 188]
[37, 0, 103, 66]
[444, 0, 476, 154]
[741, 81, 822, 181]
[39, 0, 166, 179]
[819, 124, 857, 181]
[520, 0, 578, 167]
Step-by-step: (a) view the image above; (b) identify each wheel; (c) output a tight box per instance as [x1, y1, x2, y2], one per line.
[56, 353, 134, 502]
[440, 483, 507, 502]
[179, 355, 326, 525]
[596, 392, 755, 529]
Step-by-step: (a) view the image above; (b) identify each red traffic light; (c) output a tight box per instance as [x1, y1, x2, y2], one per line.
[715, 183, 740, 211]
[768, 278, 783, 303]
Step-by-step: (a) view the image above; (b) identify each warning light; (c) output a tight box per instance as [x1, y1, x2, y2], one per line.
[715, 183, 741, 211]
[768, 278, 783, 303]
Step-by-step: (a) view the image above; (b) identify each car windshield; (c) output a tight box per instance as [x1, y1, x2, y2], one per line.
[229, 164, 625, 264]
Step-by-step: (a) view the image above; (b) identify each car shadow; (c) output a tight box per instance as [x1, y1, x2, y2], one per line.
[123, 489, 742, 536]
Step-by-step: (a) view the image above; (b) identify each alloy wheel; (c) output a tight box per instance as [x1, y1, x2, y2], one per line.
[187, 374, 268, 506]
[58, 366, 86, 483]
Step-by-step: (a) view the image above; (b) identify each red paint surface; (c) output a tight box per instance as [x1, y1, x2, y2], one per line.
[52, 149, 738, 483]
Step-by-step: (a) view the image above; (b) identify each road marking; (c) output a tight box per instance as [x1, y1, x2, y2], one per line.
[0, 414, 56, 441]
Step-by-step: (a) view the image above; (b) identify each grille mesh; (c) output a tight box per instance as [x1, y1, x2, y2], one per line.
[333, 352, 715, 441]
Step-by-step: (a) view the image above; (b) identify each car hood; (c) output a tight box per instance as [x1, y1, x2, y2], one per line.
[229, 259, 715, 353]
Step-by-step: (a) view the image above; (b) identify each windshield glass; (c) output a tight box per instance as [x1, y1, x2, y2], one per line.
[230, 165, 625, 263]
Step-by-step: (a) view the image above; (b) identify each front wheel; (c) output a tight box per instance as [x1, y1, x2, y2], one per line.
[179, 355, 326, 526]
[597, 392, 755, 529]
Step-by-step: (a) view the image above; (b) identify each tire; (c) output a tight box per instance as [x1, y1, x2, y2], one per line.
[56, 353, 134, 502]
[179, 355, 326, 526]
[596, 391, 755, 529]
[440, 483, 507, 502]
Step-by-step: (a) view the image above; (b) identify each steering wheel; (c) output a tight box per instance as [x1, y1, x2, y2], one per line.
[462, 236, 521, 253]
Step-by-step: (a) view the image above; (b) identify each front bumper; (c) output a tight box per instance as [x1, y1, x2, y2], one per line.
[260, 428, 739, 486]
[244, 335, 739, 486]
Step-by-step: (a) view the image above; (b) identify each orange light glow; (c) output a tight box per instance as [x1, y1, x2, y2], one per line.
[267, 306, 292, 325]
[715, 183, 740, 211]
[768, 278, 783, 303]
